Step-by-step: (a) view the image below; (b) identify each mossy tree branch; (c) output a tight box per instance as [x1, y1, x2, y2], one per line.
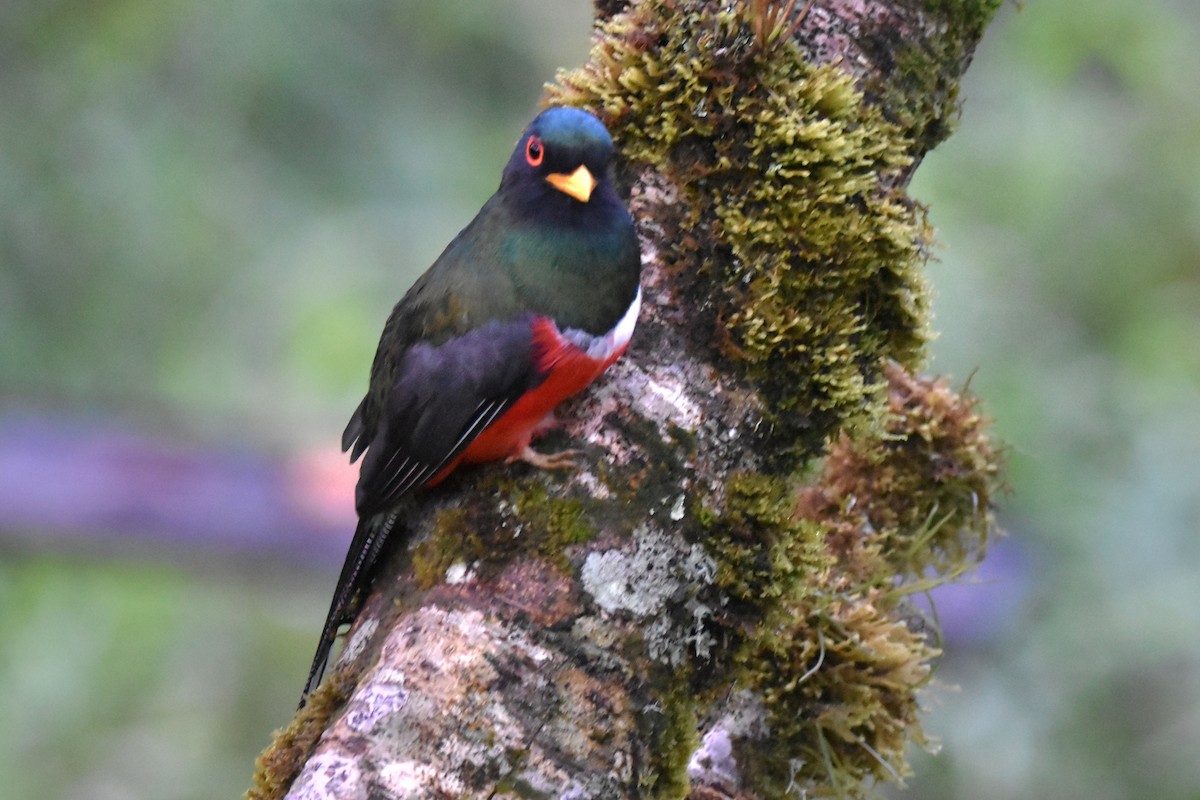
[250, 1, 1003, 798]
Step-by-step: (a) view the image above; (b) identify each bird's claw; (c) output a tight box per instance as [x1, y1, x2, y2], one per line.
[509, 446, 580, 471]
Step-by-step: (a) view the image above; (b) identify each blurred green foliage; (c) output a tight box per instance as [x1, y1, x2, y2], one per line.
[0, 556, 317, 799]
[2, 0, 1198, 798]
[0, 0, 592, 438]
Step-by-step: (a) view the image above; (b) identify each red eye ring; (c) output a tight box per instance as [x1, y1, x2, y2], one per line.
[525, 135, 544, 167]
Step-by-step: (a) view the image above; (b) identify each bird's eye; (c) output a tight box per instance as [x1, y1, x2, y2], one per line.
[525, 136, 544, 167]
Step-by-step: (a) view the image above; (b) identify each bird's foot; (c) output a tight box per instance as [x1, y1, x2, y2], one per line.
[529, 412, 562, 438]
[508, 445, 579, 471]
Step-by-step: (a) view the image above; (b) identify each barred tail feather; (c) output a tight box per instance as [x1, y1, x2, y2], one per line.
[299, 511, 398, 708]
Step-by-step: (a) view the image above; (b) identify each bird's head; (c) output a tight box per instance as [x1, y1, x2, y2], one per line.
[501, 107, 616, 209]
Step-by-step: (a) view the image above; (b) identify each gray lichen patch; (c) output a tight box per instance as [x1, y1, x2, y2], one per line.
[285, 752, 364, 800]
[686, 729, 739, 793]
[337, 617, 378, 668]
[582, 526, 714, 616]
[581, 525, 718, 666]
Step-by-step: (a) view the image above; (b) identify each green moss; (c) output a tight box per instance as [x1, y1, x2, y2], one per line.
[411, 507, 479, 589]
[686, 367, 1000, 796]
[247, 667, 358, 800]
[818, 364, 1002, 583]
[639, 677, 700, 800]
[921, 0, 1004, 36]
[875, 36, 963, 153]
[725, 473, 798, 529]
[407, 477, 598, 587]
[706, 472, 832, 605]
[510, 482, 596, 568]
[866, 0, 1004, 155]
[699, 466, 935, 795]
[550, 0, 932, 464]
[510, 483, 592, 548]
[735, 592, 937, 796]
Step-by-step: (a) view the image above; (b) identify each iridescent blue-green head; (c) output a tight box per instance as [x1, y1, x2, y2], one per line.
[500, 107, 618, 217]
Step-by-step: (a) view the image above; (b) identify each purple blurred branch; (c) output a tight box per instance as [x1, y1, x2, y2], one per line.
[0, 411, 356, 566]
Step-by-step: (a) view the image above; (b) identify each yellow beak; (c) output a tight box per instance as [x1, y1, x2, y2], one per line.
[545, 165, 596, 203]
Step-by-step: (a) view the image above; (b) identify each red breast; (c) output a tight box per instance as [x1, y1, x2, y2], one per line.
[427, 286, 642, 484]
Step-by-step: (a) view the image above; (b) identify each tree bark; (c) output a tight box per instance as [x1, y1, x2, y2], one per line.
[251, 1, 1003, 798]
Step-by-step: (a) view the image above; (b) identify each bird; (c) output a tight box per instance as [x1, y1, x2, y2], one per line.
[299, 107, 643, 706]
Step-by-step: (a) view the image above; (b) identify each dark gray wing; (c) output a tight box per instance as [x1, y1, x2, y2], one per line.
[349, 315, 543, 517]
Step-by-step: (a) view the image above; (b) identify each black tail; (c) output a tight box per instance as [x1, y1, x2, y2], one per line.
[299, 511, 398, 708]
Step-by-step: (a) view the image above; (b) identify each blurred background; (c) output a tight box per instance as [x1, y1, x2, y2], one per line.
[1, 1, 1196, 798]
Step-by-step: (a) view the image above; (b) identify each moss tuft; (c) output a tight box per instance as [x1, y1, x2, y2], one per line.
[247, 667, 358, 800]
[800, 362, 1002, 584]
[411, 507, 479, 589]
[695, 365, 1000, 796]
[510, 482, 595, 557]
[736, 591, 937, 795]
[867, 0, 1005, 155]
[706, 472, 833, 606]
[921, 0, 1004, 36]
[639, 676, 700, 799]
[408, 478, 597, 588]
